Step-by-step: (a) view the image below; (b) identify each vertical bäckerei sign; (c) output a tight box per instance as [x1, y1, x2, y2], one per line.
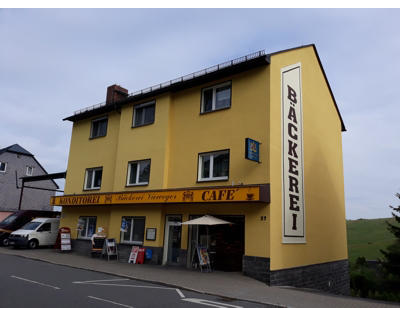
[281, 63, 305, 243]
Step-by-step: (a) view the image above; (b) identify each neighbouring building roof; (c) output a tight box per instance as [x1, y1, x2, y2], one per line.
[0, 144, 33, 157]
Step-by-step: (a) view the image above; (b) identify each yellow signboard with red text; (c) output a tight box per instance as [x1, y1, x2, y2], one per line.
[51, 184, 269, 206]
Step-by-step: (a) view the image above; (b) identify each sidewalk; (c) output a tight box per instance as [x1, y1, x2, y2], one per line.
[0, 247, 398, 308]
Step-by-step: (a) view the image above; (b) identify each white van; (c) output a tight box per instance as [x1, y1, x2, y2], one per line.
[9, 218, 60, 249]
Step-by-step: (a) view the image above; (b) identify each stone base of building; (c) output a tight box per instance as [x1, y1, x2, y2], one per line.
[242, 255, 350, 295]
[71, 239, 163, 265]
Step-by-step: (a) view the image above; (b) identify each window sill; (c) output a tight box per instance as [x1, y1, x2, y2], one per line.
[200, 106, 231, 115]
[126, 183, 149, 187]
[120, 241, 144, 246]
[197, 177, 229, 183]
[131, 122, 154, 129]
[83, 188, 101, 191]
[89, 135, 107, 140]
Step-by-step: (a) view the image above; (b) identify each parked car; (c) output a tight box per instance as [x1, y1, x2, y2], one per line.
[0, 210, 60, 246]
[9, 218, 60, 249]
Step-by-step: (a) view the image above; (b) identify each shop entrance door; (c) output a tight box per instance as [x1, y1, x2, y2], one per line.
[162, 215, 182, 265]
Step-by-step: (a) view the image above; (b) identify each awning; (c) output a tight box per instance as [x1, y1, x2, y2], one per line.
[181, 215, 232, 226]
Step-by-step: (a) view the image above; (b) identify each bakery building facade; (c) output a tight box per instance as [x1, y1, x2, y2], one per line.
[54, 44, 349, 294]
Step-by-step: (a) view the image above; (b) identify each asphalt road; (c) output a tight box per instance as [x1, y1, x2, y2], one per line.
[0, 253, 275, 308]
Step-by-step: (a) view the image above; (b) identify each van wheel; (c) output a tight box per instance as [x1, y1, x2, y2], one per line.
[2, 238, 9, 247]
[28, 239, 38, 249]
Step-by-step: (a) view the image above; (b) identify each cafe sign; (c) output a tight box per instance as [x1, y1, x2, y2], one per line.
[50, 184, 269, 206]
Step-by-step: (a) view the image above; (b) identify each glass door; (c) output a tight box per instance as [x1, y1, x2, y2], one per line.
[162, 215, 182, 265]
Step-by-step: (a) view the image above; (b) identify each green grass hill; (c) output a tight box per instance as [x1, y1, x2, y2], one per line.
[346, 217, 397, 263]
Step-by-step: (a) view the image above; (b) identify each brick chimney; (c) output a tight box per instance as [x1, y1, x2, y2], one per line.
[106, 84, 128, 105]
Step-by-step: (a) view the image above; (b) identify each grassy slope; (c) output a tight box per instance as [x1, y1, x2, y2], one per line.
[346, 217, 397, 263]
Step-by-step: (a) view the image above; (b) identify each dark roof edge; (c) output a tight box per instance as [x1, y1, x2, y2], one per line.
[64, 53, 269, 122]
[269, 44, 346, 132]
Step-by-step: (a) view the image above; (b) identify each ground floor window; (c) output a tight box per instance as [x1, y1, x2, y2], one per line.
[77, 216, 97, 239]
[120, 217, 145, 244]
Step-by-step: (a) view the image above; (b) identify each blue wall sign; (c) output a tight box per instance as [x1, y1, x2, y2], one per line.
[245, 138, 260, 162]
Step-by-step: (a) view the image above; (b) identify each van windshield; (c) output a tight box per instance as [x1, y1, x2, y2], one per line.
[21, 222, 41, 231]
[0, 214, 18, 226]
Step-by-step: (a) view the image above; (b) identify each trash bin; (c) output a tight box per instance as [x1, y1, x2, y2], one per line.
[145, 248, 153, 260]
[137, 247, 145, 264]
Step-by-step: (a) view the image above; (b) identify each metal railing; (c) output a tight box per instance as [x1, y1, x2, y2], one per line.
[74, 50, 266, 116]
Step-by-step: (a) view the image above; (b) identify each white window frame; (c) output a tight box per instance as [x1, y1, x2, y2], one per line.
[132, 101, 155, 127]
[120, 217, 145, 245]
[26, 166, 34, 176]
[0, 162, 6, 173]
[77, 216, 97, 239]
[201, 81, 231, 113]
[90, 116, 108, 138]
[84, 167, 103, 190]
[126, 159, 151, 186]
[197, 150, 229, 182]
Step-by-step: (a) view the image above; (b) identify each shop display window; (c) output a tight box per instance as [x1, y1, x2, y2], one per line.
[120, 217, 145, 244]
[77, 216, 97, 239]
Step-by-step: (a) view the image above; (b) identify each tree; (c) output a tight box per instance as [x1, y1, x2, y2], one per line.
[380, 193, 400, 294]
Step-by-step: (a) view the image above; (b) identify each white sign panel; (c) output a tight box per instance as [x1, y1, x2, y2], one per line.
[281, 63, 306, 243]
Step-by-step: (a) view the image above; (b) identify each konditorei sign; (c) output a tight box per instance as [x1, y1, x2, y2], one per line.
[281, 62, 306, 243]
[50, 184, 270, 206]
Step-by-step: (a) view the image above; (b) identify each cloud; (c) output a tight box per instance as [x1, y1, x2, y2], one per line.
[1, 9, 399, 219]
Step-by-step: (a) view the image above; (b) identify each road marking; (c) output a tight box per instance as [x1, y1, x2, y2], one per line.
[182, 298, 242, 308]
[10, 275, 60, 290]
[75, 280, 185, 299]
[73, 278, 129, 284]
[88, 296, 133, 308]
[176, 289, 185, 298]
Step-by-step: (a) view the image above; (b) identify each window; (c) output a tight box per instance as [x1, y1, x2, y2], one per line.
[26, 166, 33, 176]
[133, 101, 155, 127]
[77, 216, 97, 239]
[90, 117, 108, 138]
[201, 82, 231, 113]
[0, 162, 7, 173]
[84, 167, 102, 190]
[198, 150, 229, 182]
[120, 217, 145, 244]
[37, 223, 51, 232]
[127, 159, 150, 186]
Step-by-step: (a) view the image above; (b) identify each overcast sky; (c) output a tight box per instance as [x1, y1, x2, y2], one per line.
[1, 8, 399, 219]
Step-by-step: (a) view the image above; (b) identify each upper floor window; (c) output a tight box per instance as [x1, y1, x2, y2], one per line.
[127, 159, 151, 186]
[26, 166, 34, 176]
[0, 162, 6, 173]
[84, 167, 102, 190]
[90, 117, 108, 139]
[198, 150, 229, 182]
[133, 101, 155, 127]
[201, 82, 231, 113]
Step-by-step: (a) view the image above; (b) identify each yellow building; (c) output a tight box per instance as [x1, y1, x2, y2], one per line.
[54, 44, 349, 294]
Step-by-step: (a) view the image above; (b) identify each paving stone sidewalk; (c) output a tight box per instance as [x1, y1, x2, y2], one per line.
[0, 247, 398, 308]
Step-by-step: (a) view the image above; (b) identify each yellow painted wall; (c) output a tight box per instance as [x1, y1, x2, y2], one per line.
[61, 48, 348, 268]
[167, 68, 270, 189]
[62, 67, 272, 260]
[64, 112, 120, 194]
[268, 46, 348, 270]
